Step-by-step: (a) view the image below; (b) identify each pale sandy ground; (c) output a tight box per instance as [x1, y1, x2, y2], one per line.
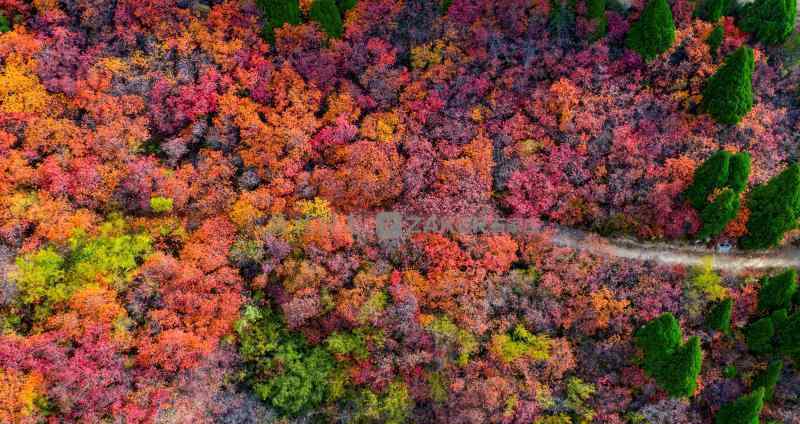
[549, 225, 800, 273]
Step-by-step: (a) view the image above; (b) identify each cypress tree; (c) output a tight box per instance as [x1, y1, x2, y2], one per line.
[752, 360, 783, 401]
[742, 164, 800, 250]
[776, 311, 800, 356]
[758, 269, 798, 312]
[635, 312, 682, 373]
[625, 0, 676, 61]
[635, 314, 703, 398]
[701, 46, 754, 125]
[310, 0, 344, 38]
[707, 298, 733, 333]
[738, 0, 797, 44]
[698, 188, 740, 239]
[685, 150, 732, 210]
[256, 0, 302, 42]
[655, 336, 703, 397]
[714, 388, 765, 424]
[745, 316, 775, 353]
[695, 0, 727, 22]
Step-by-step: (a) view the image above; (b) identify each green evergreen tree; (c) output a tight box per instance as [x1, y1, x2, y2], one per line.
[654, 336, 703, 397]
[701, 46, 754, 124]
[738, 0, 797, 44]
[685, 150, 732, 210]
[707, 25, 725, 56]
[625, 0, 676, 61]
[745, 316, 775, 353]
[337, 0, 358, 14]
[440, 0, 454, 14]
[0, 12, 9, 33]
[742, 164, 800, 250]
[698, 188, 740, 239]
[310, 0, 344, 38]
[752, 360, 783, 401]
[714, 388, 765, 424]
[776, 311, 800, 356]
[758, 269, 798, 312]
[635, 314, 703, 398]
[635, 312, 682, 373]
[587, 0, 608, 40]
[256, 0, 302, 42]
[707, 298, 733, 333]
[727, 152, 752, 193]
[695, 0, 727, 22]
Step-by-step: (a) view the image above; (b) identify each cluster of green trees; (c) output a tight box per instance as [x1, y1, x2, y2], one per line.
[706, 268, 799, 423]
[634, 313, 703, 397]
[684, 151, 800, 249]
[684, 150, 750, 239]
[628, 0, 795, 125]
[256, 0, 356, 41]
[738, 0, 797, 44]
[236, 305, 413, 420]
[744, 269, 800, 356]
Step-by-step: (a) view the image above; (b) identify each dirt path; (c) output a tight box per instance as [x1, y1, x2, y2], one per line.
[548, 226, 800, 273]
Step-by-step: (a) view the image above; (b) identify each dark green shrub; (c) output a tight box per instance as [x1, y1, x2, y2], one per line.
[727, 152, 751, 193]
[549, 0, 577, 42]
[701, 46, 754, 124]
[758, 269, 798, 312]
[625, 0, 676, 61]
[738, 0, 797, 44]
[698, 188, 740, 239]
[310, 0, 344, 37]
[695, 0, 727, 21]
[587, 0, 606, 17]
[440, 0, 453, 14]
[742, 164, 800, 250]
[586, 0, 608, 40]
[745, 316, 775, 353]
[776, 311, 800, 356]
[707, 298, 733, 333]
[714, 388, 765, 424]
[337, 0, 358, 14]
[256, 0, 302, 42]
[0, 12, 9, 33]
[685, 150, 732, 210]
[752, 360, 783, 401]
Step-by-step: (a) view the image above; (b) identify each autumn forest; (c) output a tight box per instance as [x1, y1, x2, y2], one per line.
[0, 0, 799, 422]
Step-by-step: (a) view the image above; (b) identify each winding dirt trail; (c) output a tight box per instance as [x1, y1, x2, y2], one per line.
[547, 226, 800, 273]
